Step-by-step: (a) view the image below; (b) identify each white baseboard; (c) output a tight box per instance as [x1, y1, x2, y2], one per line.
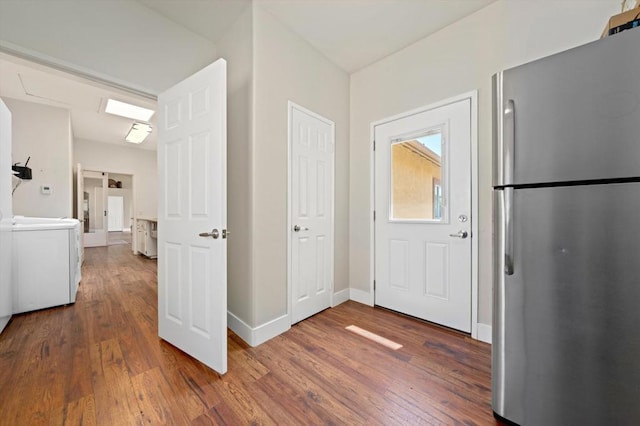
[227, 311, 290, 347]
[476, 323, 492, 344]
[227, 311, 253, 345]
[0, 315, 10, 334]
[253, 314, 290, 346]
[349, 288, 374, 306]
[332, 288, 350, 306]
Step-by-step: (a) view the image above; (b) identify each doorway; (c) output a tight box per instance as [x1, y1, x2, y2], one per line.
[108, 196, 124, 232]
[107, 173, 133, 246]
[78, 168, 134, 248]
[373, 93, 478, 333]
[288, 102, 335, 324]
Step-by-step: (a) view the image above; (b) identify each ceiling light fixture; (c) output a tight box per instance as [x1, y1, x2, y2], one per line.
[125, 122, 152, 144]
[106, 98, 155, 121]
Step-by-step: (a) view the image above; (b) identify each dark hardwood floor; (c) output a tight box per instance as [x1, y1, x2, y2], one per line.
[0, 244, 504, 425]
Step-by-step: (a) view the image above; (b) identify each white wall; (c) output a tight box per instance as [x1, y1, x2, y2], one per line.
[4, 97, 73, 218]
[216, 7, 255, 326]
[215, 4, 351, 338]
[252, 5, 350, 326]
[0, 0, 217, 94]
[349, 0, 620, 326]
[74, 139, 157, 220]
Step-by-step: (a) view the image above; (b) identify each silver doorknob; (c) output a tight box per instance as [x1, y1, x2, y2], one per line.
[199, 229, 219, 239]
[293, 225, 309, 232]
[449, 230, 468, 239]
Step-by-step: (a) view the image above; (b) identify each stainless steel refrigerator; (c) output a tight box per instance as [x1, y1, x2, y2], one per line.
[492, 28, 640, 425]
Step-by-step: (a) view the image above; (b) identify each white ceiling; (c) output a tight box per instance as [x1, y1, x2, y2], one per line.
[0, 0, 496, 151]
[0, 53, 158, 150]
[137, 0, 252, 45]
[255, 0, 496, 73]
[143, 0, 497, 74]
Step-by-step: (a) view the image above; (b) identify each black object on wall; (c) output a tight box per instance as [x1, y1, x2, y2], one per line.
[12, 156, 32, 180]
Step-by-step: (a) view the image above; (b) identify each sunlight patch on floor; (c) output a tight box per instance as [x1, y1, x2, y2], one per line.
[345, 325, 403, 350]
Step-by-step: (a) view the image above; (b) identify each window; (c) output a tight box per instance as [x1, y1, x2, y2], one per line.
[390, 129, 444, 221]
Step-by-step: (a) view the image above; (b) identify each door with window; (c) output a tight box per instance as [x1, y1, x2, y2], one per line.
[374, 98, 471, 332]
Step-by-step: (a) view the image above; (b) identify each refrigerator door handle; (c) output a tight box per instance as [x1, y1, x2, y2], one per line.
[504, 187, 514, 275]
[504, 99, 515, 185]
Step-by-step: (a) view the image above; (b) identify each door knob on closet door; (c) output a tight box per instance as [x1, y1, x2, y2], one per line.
[293, 225, 309, 232]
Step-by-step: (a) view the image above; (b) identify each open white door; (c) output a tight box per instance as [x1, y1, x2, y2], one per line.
[0, 99, 13, 333]
[158, 59, 227, 374]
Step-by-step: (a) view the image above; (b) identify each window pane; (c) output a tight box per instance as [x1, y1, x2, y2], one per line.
[83, 177, 104, 233]
[391, 131, 443, 220]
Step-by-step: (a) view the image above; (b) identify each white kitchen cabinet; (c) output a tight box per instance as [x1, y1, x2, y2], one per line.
[136, 218, 157, 258]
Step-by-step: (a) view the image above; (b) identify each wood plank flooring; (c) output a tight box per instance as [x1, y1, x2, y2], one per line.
[0, 244, 505, 425]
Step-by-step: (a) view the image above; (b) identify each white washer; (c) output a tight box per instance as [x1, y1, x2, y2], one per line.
[12, 216, 81, 314]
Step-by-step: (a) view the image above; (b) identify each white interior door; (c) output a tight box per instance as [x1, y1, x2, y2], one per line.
[107, 196, 124, 232]
[158, 59, 227, 374]
[289, 103, 334, 324]
[0, 99, 12, 333]
[82, 170, 108, 248]
[374, 98, 472, 332]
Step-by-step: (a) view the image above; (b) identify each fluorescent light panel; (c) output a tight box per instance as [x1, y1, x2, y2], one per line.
[126, 122, 152, 144]
[106, 98, 154, 121]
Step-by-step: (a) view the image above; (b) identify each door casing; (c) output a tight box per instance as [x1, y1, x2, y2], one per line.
[370, 91, 480, 339]
[287, 101, 335, 323]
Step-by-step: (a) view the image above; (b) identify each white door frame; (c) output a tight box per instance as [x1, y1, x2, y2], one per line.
[369, 91, 480, 339]
[287, 101, 335, 323]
